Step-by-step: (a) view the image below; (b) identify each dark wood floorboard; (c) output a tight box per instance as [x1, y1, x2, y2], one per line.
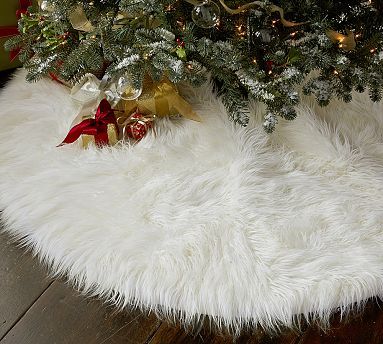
[0, 280, 161, 344]
[0, 231, 52, 339]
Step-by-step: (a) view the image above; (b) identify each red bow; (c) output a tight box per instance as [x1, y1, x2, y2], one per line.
[59, 99, 119, 147]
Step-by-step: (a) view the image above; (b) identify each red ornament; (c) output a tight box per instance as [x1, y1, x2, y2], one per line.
[176, 38, 185, 47]
[121, 112, 154, 141]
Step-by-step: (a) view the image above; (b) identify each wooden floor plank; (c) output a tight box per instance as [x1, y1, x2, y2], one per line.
[0, 280, 161, 344]
[298, 301, 383, 344]
[0, 230, 52, 339]
[146, 321, 304, 344]
[147, 322, 215, 344]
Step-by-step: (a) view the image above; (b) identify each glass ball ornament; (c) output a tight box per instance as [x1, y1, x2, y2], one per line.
[116, 75, 143, 101]
[191, 0, 220, 29]
[39, 0, 54, 12]
[254, 29, 272, 43]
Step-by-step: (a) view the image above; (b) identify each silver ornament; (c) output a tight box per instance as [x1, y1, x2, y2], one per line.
[191, 0, 220, 29]
[39, 0, 54, 12]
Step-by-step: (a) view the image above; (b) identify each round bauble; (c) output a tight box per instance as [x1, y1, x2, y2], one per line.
[116, 75, 143, 101]
[191, 0, 220, 29]
[39, 0, 54, 12]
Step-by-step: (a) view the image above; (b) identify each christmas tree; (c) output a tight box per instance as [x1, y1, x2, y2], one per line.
[5, 0, 383, 132]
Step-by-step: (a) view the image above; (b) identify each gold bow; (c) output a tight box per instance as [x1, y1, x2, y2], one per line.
[119, 78, 201, 122]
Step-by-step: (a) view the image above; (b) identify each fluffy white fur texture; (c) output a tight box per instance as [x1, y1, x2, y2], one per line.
[0, 69, 383, 333]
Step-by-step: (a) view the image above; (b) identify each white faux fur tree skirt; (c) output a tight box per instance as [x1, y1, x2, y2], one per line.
[1, 70, 383, 331]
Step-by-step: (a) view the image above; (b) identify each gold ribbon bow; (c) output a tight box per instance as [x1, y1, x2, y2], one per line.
[120, 78, 201, 122]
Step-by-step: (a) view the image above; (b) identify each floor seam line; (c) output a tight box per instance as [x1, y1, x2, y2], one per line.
[0, 279, 56, 342]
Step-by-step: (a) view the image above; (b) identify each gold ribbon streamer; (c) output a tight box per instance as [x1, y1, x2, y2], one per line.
[185, 0, 308, 27]
[268, 4, 309, 28]
[120, 78, 202, 122]
[326, 29, 356, 51]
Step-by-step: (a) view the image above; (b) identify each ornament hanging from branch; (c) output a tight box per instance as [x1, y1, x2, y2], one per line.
[191, 0, 221, 28]
[38, 0, 54, 13]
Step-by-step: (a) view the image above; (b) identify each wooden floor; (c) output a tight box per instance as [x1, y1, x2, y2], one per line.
[1, 70, 383, 343]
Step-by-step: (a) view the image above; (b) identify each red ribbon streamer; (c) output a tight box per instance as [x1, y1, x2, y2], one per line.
[58, 99, 119, 147]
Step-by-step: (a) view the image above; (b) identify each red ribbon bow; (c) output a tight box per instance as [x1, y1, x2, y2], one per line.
[59, 99, 119, 147]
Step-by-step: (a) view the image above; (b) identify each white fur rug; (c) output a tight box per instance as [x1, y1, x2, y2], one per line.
[1, 69, 383, 332]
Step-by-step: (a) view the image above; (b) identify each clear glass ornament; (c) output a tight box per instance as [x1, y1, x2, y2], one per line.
[192, 0, 220, 29]
[39, 0, 54, 12]
[116, 75, 142, 101]
[255, 29, 272, 43]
